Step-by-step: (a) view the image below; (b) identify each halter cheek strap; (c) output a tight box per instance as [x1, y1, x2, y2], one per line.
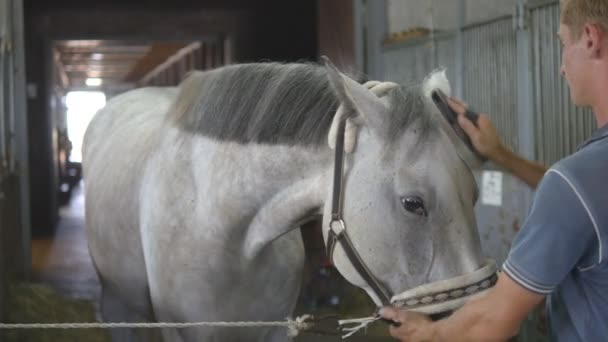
[326, 118, 392, 306]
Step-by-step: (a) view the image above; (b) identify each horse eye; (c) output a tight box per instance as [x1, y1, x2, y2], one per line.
[400, 196, 427, 217]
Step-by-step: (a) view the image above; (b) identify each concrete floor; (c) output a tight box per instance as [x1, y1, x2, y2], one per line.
[31, 183, 101, 304]
[28, 183, 392, 341]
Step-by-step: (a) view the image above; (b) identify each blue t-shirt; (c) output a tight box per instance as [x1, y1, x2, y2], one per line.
[502, 123, 608, 342]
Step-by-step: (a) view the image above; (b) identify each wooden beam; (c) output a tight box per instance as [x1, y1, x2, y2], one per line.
[317, 0, 356, 71]
[52, 48, 70, 89]
[123, 42, 189, 83]
[138, 42, 202, 85]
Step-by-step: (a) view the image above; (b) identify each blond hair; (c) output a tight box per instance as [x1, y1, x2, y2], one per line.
[561, 0, 608, 38]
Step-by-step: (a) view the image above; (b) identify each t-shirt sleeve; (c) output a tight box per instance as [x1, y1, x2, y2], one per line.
[502, 169, 597, 294]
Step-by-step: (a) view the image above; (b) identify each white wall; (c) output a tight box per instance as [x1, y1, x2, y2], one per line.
[388, 0, 519, 33]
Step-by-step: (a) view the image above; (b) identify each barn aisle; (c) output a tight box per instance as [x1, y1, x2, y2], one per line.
[31, 183, 100, 303]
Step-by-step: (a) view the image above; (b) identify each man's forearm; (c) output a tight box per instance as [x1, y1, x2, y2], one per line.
[491, 148, 547, 189]
[381, 274, 543, 342]
[432, 294, 519, 342]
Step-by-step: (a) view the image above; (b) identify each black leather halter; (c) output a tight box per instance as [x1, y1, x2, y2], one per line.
[325, 118, 392, 306]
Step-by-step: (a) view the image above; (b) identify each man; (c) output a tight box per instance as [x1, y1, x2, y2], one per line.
[381, 0, 608, 340]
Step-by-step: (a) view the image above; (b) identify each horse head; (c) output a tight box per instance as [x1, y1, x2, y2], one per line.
[321, 59, 496, 313]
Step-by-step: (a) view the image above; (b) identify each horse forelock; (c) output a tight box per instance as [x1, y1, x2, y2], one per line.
[169, 62, 434, 147]
[385, 85, 435, 144]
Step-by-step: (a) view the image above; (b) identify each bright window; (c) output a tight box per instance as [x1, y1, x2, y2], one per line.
[65, 91, 106, 163]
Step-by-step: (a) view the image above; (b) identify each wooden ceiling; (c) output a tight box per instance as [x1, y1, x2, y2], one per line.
[54, 39, 191, 90]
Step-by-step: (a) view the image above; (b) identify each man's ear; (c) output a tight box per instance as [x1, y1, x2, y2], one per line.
[584, 23, 602, 57]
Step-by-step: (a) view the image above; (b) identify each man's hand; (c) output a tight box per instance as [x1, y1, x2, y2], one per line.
[447, 97, 508, 163]
[379, 307, 437, 342]
[447, 96, 546, 188]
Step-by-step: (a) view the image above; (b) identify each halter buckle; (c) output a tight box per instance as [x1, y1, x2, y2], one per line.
[329, 218, 346, 235]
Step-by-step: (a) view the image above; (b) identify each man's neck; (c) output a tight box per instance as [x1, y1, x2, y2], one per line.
[591, 62, 608, 127]
[595, 110, 608, 128]
[593, 93, 608, 128]
[592, 41, 608, 127]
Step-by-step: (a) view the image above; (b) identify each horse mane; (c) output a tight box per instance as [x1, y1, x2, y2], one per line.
[169, 62, 432, 146]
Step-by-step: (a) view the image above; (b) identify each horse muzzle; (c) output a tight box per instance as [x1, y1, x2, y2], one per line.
[390, 259, 498, 314]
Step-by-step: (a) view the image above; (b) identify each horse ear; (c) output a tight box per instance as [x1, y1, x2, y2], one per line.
[323, 57, 389, 133]
[422, 68, 451, 99]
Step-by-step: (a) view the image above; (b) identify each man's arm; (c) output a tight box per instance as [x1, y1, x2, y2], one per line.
[380, 273, 544, 342]
[448, 98, 547, 188]
[483, 140, 547, 189]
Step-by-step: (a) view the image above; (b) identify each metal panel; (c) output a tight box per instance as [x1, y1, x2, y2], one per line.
[462, 17, 520, 153]
[380, 4, 561, 340]
[382, 18, 521, 268]
[0, 0, 5, 326]
[461, 18, 523, 269]
[0, 0, 30, 281]
[531, 2, 596, 165]
[364, 0, 388, 80]
[1, 0, 8, 164]
[461, 18, 522, 269]
[382, 34, 456, 85]
[12, 0, 31, 275]
[382, 39, 432, 84]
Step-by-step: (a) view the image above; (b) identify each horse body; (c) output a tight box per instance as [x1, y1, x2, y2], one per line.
[83, 62, 492, 342]
[138, 135, 331, 341]
[85, 86, 329, 341]
[84, 87, 177, 341]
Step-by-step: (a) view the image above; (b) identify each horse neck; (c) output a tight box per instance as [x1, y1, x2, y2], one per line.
[222, 142, 332, 199]
[191, 138, 334, 257]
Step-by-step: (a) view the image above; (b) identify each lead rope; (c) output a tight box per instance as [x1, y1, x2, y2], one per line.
[338, 315, 382, 338]
[0, 315, 313, 339]
[0, 315, 387, 339]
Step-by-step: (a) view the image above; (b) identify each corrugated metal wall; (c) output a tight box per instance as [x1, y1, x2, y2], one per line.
[383, 18, 519, 153]
[463, 17, 519, 152]
[381, 0, 601, 268]
[459, 18, 527, 272]
[382, 17, 522, 268]
[530, 1, 596, 165]
[380, 1, 599, 340]
[383, 34, 456, 86]
[462, 17, 522, 270]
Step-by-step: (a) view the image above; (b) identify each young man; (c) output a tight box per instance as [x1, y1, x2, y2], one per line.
[381, 0, 608, 341]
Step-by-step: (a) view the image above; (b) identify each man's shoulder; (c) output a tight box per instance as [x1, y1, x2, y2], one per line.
[550, 139, 608, 188]
[542, 140, 608, 266]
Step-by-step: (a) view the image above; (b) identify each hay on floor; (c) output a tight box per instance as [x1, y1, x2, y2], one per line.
[2, 281, 110, 342]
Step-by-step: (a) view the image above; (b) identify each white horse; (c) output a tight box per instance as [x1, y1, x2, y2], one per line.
[82, 60, 496, 342]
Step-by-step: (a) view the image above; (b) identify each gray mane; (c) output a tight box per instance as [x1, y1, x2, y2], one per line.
[170, 62, 433, 146]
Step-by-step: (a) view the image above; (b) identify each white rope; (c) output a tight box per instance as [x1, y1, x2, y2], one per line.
[0, 315, 313, 338]
[338, 315, 381, 339]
